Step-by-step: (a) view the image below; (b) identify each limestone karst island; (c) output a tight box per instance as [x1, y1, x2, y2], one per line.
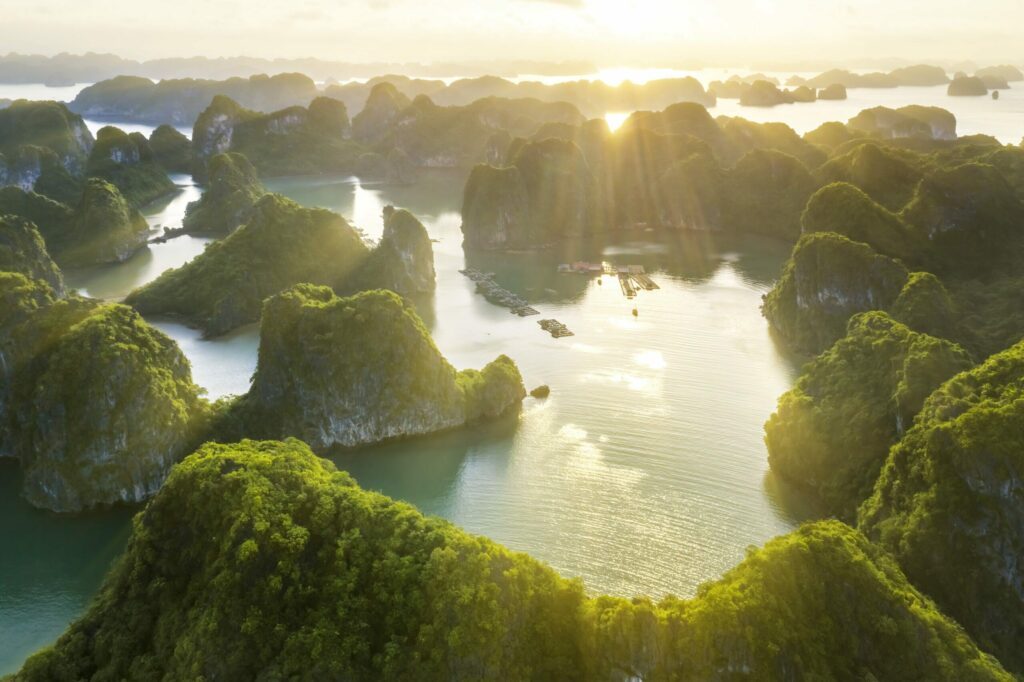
[2, 1, 1024, 679]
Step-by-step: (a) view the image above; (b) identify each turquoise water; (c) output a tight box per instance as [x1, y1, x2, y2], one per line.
[0, 170, 810, 673]
[0, 460, 135, 672]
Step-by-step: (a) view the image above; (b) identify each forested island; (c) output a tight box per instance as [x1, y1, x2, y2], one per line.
[2, 52, 1024, 678]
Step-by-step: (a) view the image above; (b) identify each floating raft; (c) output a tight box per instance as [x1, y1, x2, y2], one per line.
[618, 272, 637, 298]
[459, 269, 539, 316]
[559, 263, 660, 297]
[539, 319, 574, 338]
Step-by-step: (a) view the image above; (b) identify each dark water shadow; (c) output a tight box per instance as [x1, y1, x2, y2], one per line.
[762, 469, 827, 526]
[329, 411, 522, 514]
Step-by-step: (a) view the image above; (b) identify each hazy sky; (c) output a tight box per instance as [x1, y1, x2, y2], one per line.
[2, 0, 1023, 67]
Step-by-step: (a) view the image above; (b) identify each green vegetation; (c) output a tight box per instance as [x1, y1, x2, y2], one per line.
[0, 273, 59, 457]
[461, 106, 826, 248]
[765, 311, 972, 519]
[346, 206, 436, 296]
[351, 82, 412, 143]
[860, 340, 1024, 672]
[11, 304, 206, 511]
[814, 142, 924, 210]
[58, 178, 148, 267]
[192, 95, 361, 178]
[803, 121, 864, 151]
[222, 287, 524, 449]
[950, 272, 1024, 358]
[86, 126, 175, 207]
[720, 149, 818, 240]
[70, 73, 320, 126]
[0, 144, 83, 205]
[17, 440, 1009, 680]
[181, 152, 264, 235]
[981, 146, 1024, 198]
[190, 94, 260, 172]
[462, 137, 596, 249]
[801, 182, 920, 261]
[0, 186, 74, 253]
[901, 162, 1024, 277]
[0, 180, 152, 269]
[148, 125, 191, 173]
[655, 151, 724, 230]
[125, 194, 369, 336]
[0, 99, 93, 173]
[461, 164, 531, 249]
[762, 232, 909, 354]
[0, 273, 206, 512]
[365, 94, 585, 169]
[891, 271, 962, 342]
[0, 214, 65, 295]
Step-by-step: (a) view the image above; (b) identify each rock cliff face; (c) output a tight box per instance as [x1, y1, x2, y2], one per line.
[460, 164, 531, 249]
[762, 232, 910, 354]
[181, 152, 264, 234]
[17, 440, 1010, 680]
[0, 214, 65, 295]
[379, 95, 586, 168]
[70, 73, 321, 126]
[0, 274, 206, 512]
[0, 100, 94, 175]
[237, 287, 525, 449]
[126, 194, 369, 336]
[0, 182, 152, 268]
[847, 105, 957, 141]
[765, 311, 972, 519]
[859, 340, 1024, 673]
[59, 178, 149, 267]
[462, 137, 596, 250]
[192, 95, 359, 178]
[191, 95, 255, 171]
[351, 82, 411, 144]
[347, 206, 436, 295]
[86, 126, 175, 206]
[0, 144, 84, 205]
